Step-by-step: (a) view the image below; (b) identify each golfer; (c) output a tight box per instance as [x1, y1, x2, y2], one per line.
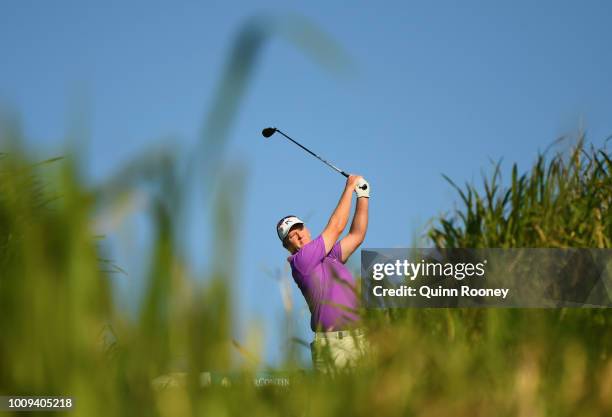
[276, 175, 370, 372]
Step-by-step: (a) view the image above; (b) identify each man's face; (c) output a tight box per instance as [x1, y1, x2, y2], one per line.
[285, 224, 311, 253]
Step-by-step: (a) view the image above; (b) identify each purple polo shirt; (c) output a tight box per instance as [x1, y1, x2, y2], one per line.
[288, 235, 360, 331]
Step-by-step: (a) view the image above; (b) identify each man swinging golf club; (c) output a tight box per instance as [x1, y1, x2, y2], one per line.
[276, 175, 370, 372]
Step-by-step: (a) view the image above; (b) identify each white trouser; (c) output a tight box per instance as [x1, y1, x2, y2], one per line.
[310, 329, 368, 373]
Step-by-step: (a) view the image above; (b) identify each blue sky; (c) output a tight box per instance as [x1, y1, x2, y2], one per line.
[2, 0, 611, 366]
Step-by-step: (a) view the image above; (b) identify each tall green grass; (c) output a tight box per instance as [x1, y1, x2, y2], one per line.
[429, 136, 611, 248]
[2, 131, 611, 416]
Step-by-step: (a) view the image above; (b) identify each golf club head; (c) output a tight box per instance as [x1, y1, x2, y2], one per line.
[261, 127, 277, 138]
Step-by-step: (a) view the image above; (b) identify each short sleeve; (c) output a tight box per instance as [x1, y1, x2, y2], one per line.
[290, 235, 326, 274]
[329, 240, 343, 261]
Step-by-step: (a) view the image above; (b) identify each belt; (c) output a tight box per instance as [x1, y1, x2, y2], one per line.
[314, 328, 365, 340]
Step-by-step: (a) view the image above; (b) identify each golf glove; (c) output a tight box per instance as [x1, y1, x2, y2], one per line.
[355, 178, 370, 198]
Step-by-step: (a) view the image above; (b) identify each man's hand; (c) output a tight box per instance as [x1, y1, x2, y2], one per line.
[355, 178, 370, 198]
[346, 175, 363, 190]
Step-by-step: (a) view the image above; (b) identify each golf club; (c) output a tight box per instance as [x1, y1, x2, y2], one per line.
[261, 127, 367, 190]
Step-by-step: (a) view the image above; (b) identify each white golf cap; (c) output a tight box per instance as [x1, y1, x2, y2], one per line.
[276, 215, 304, 241]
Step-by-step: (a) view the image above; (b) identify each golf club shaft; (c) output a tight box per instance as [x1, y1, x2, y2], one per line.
[275, 129, 349, 178]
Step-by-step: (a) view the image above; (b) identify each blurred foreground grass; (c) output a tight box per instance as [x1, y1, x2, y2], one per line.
[1, 133, 611, 416]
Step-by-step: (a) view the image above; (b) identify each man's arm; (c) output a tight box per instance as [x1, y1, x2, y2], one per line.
[321, 175, 362, 254]
[340, 192, 369, 263]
